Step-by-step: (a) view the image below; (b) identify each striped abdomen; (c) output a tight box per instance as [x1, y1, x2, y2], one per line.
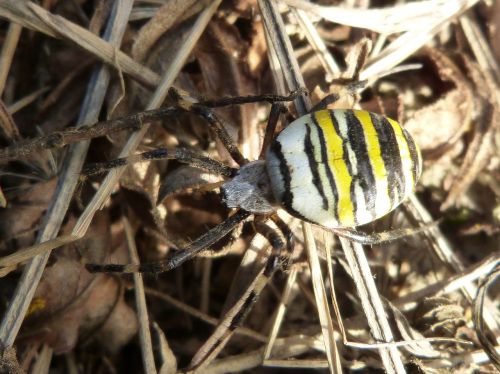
[265, 109, 422, 228]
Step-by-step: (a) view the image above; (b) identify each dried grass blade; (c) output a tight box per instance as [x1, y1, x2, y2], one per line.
[0, 22, 22, 97]
[71, 0, 222, 242]
[407, 195, 500, 345]
[0, 0, 159, 88]
[0, 0, 134, 348]
[395, 253, 500, 312]
[290, 8, 341, 79]
[340, 238, 406, 374]
[206, 335, 322, 374]
[152, 322, 177, 374]
[281, 0, 478, 34]
[30, 344, 52, 374]
[124, 217, 158, 374]
[0, 235, 78, 273]
[145, 288, 267, 343]
[0, 100, 19, 142]
[473, 266, 500, 370]
[360, 0, 480, 81]
[303, 222, 342, 374]
[263, 266, 298, 360]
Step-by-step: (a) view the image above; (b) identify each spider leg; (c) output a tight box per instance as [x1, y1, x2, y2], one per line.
[331, 220, 441, 245]
[258, 103, 287, 160]
[85, 209, 251, 274]
[188, 218, 293, 370]
[0, 107, 181, 162]
[81, 147, 236, 177]
[0, 89, 306, 163]
[269, 213, 295, 261]
[186, 104, 249, 166]
[309, 93, 341, 112]
[170, 87, 307, 108]
[171, 87, 308, 166]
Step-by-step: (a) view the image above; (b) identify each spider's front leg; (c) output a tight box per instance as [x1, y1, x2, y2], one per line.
[169, 87, 307, 166]
[81, 147, 236, 178]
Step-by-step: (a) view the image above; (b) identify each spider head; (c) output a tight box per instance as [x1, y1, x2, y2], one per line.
[220, 160, 276, 214]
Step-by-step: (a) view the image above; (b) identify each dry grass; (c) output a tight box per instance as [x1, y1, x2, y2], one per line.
[0, 0, 498, 373]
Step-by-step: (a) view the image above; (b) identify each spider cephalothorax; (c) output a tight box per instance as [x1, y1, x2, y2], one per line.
[221, 160, 276, 214]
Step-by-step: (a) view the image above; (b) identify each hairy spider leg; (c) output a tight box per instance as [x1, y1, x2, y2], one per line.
[309, 93, 341, 113]
[331, 219, 441, 245]
[269, 213, 295, 257]
[0, 107, 181, 162]
[195, 87, 307, 108]
[85, 209, 251, 274]
[186, 104, 249, 166]
[258, 103, 287, 161]
[0, 89, 306, 163]
[188, 219, 293, 370]
[81, 147, 236, 177]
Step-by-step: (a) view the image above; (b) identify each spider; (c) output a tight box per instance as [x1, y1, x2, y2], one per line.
[74, 86, 422, 367]
[0, 86, 422, 369]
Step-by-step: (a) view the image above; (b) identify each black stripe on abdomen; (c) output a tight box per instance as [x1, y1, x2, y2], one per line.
[345, 111, 377, 218]
[304, 123, 329, 210]
[370, 113, 404, 205]
[402, 129, 421, 186]
[269, 140, 309, 221]
[329, 111, 358, 224]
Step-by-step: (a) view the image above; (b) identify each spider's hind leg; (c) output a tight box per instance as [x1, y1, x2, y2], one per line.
[188, 216, 294, 370]
[331, 220, 440, 245]
[85, 209, 251, 274]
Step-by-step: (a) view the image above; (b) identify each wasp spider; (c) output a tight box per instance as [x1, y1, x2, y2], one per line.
[0, 85, 423, 367]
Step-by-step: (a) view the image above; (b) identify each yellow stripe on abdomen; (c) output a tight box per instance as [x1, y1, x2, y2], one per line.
[353, 110, 391, 218]
[314, 110, 355, 226]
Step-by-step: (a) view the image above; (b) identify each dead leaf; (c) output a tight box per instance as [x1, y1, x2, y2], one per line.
[23, 213, 138, 354]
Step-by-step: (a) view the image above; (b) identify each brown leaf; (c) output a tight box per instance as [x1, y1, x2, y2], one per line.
[404, 89, 470, 158]
[194, 18, 260, 159]
[157, 165, 224, 204]
[131, 0, 208, 62]
[0, 178, 57, 247]
[23, 213, 138, 354]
